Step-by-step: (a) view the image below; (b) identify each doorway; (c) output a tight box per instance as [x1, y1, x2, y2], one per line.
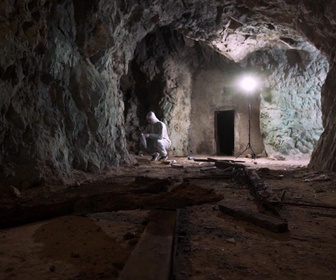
[215, 110, 235, 155]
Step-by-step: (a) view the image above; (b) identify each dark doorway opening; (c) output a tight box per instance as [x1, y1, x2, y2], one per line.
[215, 110, 235, 155]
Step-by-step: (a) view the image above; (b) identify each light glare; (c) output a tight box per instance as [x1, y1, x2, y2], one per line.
[240, 75, 258, 94]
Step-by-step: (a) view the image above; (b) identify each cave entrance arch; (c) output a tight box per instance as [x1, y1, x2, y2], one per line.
[215, 110, 235, 156]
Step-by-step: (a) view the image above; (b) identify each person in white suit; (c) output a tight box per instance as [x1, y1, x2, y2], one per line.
[140, 111, 171, 161]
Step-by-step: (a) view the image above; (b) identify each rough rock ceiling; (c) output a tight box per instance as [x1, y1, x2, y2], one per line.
[167, 0, 335, 61]
[208, 23, 304, 62]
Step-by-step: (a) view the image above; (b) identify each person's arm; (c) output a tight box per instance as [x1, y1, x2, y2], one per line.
[147, 122, 164, 140]
[143, 124, 151, 134]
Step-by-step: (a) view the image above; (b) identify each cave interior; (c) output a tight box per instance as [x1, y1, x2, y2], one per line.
[1, 0, 336, 279]
[0, 0, 336, 189]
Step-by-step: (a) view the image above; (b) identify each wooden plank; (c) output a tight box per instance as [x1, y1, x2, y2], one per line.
[208, 158, 246, 163]
[245, 169, 273, 201]
[193, 158, 216, 162]
[244, 169, 282, 215]
[215, 161, 246, 169]
[218, 205, 288, 233]
[118, 209, 178, 280]
[207, 157, 220, 161]
[185, 175, 231, 180]
[1, 181, 223, 229]
[281, 201, 336, 210]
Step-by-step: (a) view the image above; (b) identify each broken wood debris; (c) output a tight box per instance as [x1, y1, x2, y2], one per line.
[280, 200, 336, 210]
[184, 175, 232, 180]
[193, 158, 217, 162]
[245, 169, 280, 202]
[310, 212, 336, 218]
[243, 168, 283, 216]
[193, 158, 284, 216]
[192, 158, 245, 164]
[303, 174, 331, 182]
[171, 163, 184, 169]
[192, 158, 247, 171]
[0, 180, 223, 229]
[207, 157, 245, 163]
[215, 161, 246, 169]
[218, 205, 288, 233]
[132, 177, 173, 194]
[200, 166, 217, 172]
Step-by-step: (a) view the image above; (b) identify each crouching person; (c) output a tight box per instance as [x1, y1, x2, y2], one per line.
[140, 111, 171, 161]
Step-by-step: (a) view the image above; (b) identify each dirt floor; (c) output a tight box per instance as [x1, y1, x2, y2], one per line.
[0, 155, 335, 280]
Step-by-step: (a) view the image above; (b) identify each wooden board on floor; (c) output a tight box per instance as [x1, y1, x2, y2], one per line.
[218, 205, 288, 233]
[193, 158, 216, 162]
[208, 158, 246, 163]
[118, 209, 178, 280]
[215, 161, 246, 169]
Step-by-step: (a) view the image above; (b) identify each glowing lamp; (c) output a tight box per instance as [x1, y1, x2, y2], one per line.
[236, 74, 260, 159]
[239, 75, 258, 94]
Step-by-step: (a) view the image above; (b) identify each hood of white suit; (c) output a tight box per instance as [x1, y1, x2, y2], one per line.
[146, 111, 160, 124]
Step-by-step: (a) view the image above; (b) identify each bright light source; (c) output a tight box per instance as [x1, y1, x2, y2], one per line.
[239, 75, 258, 94]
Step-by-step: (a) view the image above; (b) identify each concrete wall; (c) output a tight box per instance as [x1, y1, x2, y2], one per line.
[188, 66, 265, 157]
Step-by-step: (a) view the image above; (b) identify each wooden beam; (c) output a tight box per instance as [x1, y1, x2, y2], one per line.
[215, 161, 246, 169]
[184, 175, 231, 180]
[193, 158, 216, 162]
[243, 169, 283, 215]
[281, 201, 336, 210]
[208, 158, 245, 164]
[218, 205, 288, 233]
[0, 182, 222, 229]
[118, 209, 178, 280]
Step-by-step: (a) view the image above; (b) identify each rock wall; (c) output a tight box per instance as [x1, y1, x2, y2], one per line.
[243, 43, 328, 159]
[123, 28, 195, 156]
[0, 0, 137, 188]
[310, 65, 336, 170]
[0, 0, 57, 187]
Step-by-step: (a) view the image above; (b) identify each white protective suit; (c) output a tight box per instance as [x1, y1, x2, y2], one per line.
[140, 111, 171, 157]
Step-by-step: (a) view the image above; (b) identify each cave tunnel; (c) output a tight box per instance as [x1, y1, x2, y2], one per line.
[0, 0, 334, 188]
[1, 1, 336, 279]
[126, 26, 327, 161]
